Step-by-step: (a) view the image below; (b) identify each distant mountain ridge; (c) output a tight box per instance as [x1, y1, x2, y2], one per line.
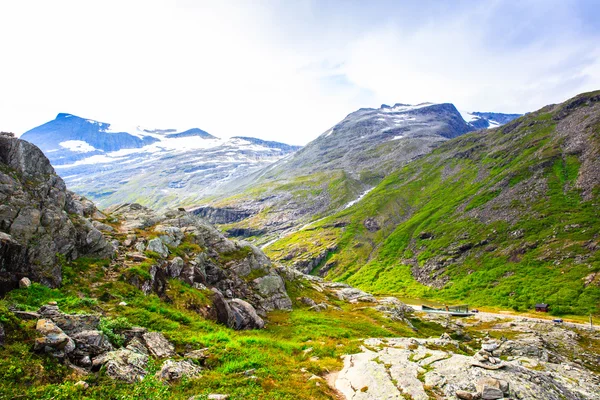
[20, 113, 301, 209]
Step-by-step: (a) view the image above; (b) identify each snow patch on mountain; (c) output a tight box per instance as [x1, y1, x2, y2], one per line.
[59, 140, 98, 153]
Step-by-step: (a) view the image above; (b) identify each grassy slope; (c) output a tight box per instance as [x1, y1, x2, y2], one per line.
[0, 254, 442, 399]
[266, 91, 600, 316]
[210, 170, 365, 244]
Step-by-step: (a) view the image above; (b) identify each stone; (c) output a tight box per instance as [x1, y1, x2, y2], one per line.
[455, 390, 475, 400]
[229, 298, 265, 330]
[12, 311, 41, 320]
[142, 332, 175, 358]
[34, 319, 75, 355]
[156, 359, 202, 381]
[297, 297, 317, 307]
[74, 381, 89, 390]
[481, 341, 499, 352]
[97, 349, 148, 382]
[184, 348, 209, 361]
[0, 322, 4, 346]
[211, 288, 235, 328]
[309, 303, 329, 312]
[168, 257, 185, 278]
[481, 386, 504, 399]
[38, 304, 100, 335]
[18, 277, 31, 288]
[71, 330, 113, 357]
[119, 301, 128, 306]
[476, 377, 500, 393]
[147, 238, 169, 258]
[126, 337, 149, 356]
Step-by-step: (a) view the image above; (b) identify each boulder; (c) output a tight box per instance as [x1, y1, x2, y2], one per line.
[126, 337, 149, 356]
[481, 386, 504, 400]
[147, 238, 169, 258]
[211, 288, 235, 328]
[71, 330, 113, 357]
[156, 359, 202, 382]
[0, 134, 114, 291]
[96, 349, 148, 382]
[142, 332, 175, 358]
[168, 257, 185, 278]
[34, 319, 75, 356]
[229, 299, 265, 330]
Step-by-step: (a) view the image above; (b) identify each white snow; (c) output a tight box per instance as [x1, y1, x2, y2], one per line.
[54, 154, 128, 168]
[382, 102, 436, 113]
[458, 110, 479, 123]
[344, 187, 374, 209]
[59, 140, 97, 153]
[390, 135, 404, 141]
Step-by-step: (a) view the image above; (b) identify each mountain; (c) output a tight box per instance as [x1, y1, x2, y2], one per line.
[199, 103, 521, 243]
[460, 110, 523, 130]
[20, 114, 301, 209]
[264, 90, 600, 315]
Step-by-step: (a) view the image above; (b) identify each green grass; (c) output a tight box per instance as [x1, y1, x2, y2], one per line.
[0, 254, 431, 399]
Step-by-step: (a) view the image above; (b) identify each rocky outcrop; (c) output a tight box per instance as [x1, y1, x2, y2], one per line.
[0, 132, 114, 293]
[334, 331, 600, 400]
[191, 206, 256, 224]
[109, 204, 292, 326]
[156, 359, 202, 382]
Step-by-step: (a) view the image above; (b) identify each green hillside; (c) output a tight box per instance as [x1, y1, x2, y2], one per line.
[266, 91, 600, 316]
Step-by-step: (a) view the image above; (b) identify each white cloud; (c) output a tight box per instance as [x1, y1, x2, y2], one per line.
[1, 0, 599, 145]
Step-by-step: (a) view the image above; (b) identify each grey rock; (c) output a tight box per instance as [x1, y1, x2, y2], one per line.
[229, 298, 265, 330]
[168, 257, 185, 278]
[142, 332, 175, 358]
[0, 322, 4, 346]
[12, 311, 40, 320]
[34, 319, 76, 356]
[126, 337, 149, 356]
[74, 381, 89, 390]
[96, 349, 148, 382]
[18, 277, 31, 288]
[481, 386, 504, 400]
[156, 359, 202, 382]
[147, 238, 169, 258]
[38, 304, 100, 336]
[71, 330, 113, 357]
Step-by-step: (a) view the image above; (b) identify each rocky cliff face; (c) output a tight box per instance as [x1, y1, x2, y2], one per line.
[104, 203, 292, 320]
[0, 132, 114, 293]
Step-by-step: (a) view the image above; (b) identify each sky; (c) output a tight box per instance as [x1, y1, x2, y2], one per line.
[1, 0, 599, 145]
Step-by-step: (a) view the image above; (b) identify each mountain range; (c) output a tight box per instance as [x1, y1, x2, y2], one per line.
[21, 114, 300, 209]
[197, 102, 521, 242]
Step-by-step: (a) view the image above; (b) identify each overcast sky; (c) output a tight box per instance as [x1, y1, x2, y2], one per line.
[1, 0, 599, 145]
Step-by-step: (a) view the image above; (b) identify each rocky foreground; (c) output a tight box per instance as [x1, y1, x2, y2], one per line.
[333, 311, 600, 400]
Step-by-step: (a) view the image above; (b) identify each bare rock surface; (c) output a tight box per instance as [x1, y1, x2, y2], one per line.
[0, 133, 114, 293]
[333, 334, 600, 400]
